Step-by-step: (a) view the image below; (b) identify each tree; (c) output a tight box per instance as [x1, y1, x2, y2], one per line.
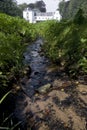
[35, 0, 46, 12]
[19, 0, 46, 13]
[59, 0, 87, 19]
[73, 8, 85, 24]
[18, 3, 28, 11]
[0, 0, 22, 17]
[28, 3, 35, 10]
[59, 0, 70, 19]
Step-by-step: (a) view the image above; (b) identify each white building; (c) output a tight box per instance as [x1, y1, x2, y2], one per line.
[23, 8, 61, 23]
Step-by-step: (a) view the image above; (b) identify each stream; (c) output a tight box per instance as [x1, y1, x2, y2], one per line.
[14, 38, 87, 130]
[22, 38, 60, 97]
[14, 38, 60, 129]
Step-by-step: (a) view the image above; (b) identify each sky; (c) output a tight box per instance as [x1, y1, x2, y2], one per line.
[17, 0, 61, 12]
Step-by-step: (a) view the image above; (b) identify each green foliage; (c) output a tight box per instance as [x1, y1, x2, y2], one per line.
[0, 91, 11, 104]
[0, 13, 37, 129]
[36, 16, 87, 76]
[73, 9, 85, 24]
[0, 0, 22, 17]
[34, 0, 46, 12]
[59, 0, 87, 19]
[18, 3, 28, 12]
[19, 0, 46, 13]
[59, 0, 70, 19]
[0, 13, 37, 91]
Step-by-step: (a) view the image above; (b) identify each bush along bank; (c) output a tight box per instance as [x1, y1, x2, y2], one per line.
[36, 10, 87, 78]
[0, 13, 37, 129]
[0, 13, 37, 94]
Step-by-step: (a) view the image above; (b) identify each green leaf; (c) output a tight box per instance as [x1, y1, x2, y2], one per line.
[0, 91, 11, 104]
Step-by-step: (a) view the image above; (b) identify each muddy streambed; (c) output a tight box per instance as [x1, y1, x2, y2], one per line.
[14, 38, 87, 130]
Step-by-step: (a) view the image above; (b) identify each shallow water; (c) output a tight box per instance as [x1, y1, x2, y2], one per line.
[14, 39, 87, 130]
[14, 38, 61, 129]
[23, 38, 59, 97]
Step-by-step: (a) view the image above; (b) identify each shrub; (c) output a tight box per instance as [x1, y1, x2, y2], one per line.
[36, 18, 87, 76]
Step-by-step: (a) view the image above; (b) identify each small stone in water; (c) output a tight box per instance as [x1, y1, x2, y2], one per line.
[37, 83, 51, 94]
[61, 89, 64, 92]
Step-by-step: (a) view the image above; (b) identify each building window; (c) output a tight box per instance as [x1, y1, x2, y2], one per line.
[34, 12, 36, 16]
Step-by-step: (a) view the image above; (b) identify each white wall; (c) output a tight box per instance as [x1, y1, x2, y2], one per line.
[23, 9, 61, 23]
[54, 11, 61, 20]
[35, 15, 54, 21]
[23, 11, 28, 20]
